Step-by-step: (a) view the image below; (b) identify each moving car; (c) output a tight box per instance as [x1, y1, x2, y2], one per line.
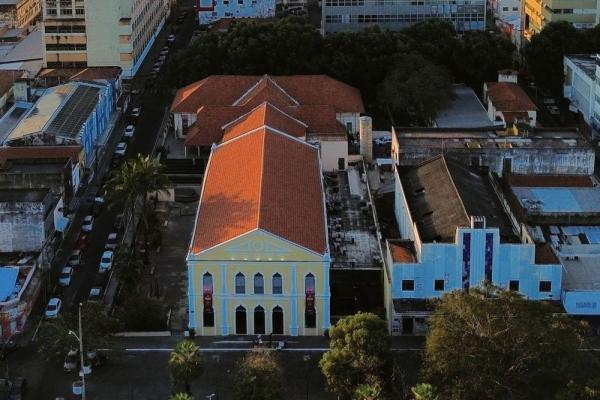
[68, 250, 83, 267]
[167, 34, 176, 43]
[131, 107, 141, 117]
[98, 251, 113, 272]
[45, 298, 62, 318]
[123, 125, 135, 139]
[63, 349, 79, 372]
[88, 287, 103, 303]
[81, 215, 94, 232]
[58, 266, 73, 287]
[114, 142, 127, 156]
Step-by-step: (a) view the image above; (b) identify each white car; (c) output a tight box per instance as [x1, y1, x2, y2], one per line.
[68, 249, 83, 267]
[152, 66, 161, 73]
[88, 287, 103, 302]
[131, 89, 140, 95]
[58, 266, 73, 287]
[105, 232, 118, 250]
[114, 142, 127, 156]
[131, 107, 141, 117]
[167, 34, 176, 43]
[158, 54, 167, 62]
[123, 125, 135, 139]
[45, 298, 62, 318]
[82, 215, 94, 232]
[99, 251, 113, 272]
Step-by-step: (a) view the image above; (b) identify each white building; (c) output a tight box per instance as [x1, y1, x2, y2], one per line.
[197, 0, 275, 25]
[564, 54, 600, 138]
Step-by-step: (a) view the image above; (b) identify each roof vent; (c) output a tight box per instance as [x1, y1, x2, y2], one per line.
[471, 216, 486, 229]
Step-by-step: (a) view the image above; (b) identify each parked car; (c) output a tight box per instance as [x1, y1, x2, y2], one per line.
[81, 216, 94, 232]
[131, 89, 140, 95]
[63, 349, 79, 372]
[114, 142, 127, 156]
[131, 107, 141, 117]
[45, 298, 62, 318]
[58, 266, 73, 287]
[68, 250, 83, 267]
[375, 136, 392, 145]
[105, 233, 118, 250]
[77, 233, 90, 250]
[98, 251, 113, 272]
[88, 287, 103, 303]
[123, 125, 135, 139]
[167, 34, 176, 43]
[152, 66, 161, 74]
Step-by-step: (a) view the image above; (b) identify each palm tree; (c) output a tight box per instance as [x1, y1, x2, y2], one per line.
[106, 154, 169, 250]
[354, 382, 383, 400]
[168, 340, 203, 394]
[169, 393, 194, 400]
[106, 154, 168, 220]
[411, 383, 438, 400]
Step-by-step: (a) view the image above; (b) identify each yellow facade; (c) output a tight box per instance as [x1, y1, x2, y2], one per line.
[187, 230, 331, 336]
[524, 0, 599, 37]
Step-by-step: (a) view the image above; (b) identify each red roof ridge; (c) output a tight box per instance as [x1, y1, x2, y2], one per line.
[222, 101, 308, 130]
[232, 75, 300, 107]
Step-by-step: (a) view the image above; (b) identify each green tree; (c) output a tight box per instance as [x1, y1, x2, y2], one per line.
[403, 19, 460, 66]
[411, 383, 438, 400]
[524, 21, 581, 98]
[169, 393, 194, 400]
[320, 312, 390, 400]
[378, 53, 454, 125]
[233, 349, 284, 400]
[556, 378, 600, 400]
[454, 31, 516, 91]
[37, 302, 119, 360]
[168, 340, 203, 394]
[354, 382, 383, 400]
[423, 287, 586, 400]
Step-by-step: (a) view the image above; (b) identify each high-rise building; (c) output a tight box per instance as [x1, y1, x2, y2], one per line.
[523, 0, 599, 39]
[322, 0, 486, 33]
[0, 0, 41, 28]
[41, 0, 167, 77]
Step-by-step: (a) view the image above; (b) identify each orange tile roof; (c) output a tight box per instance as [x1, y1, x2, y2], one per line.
[0, 145, 82, 162]
[184, 106, 244, 147]
[486, 82, 538, 112]
[171, 75, 364, 114]
[191, 128, 327, 255]
[222, 102, 307, 143]
[508, 175, 594, 187]
[388, 242, 416, 263]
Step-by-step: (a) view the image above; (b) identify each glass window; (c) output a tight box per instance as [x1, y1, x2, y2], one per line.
[402, 280, 415, 291]
[254, 273, 264, 294]
[235, 273, 245, 294]
[434, 279, 444, 291]
[539, 281, 552, 292]
[272, 273, 282, 294]
[305, 273, 315, 292]
[509, 280, 519, 291]
[203, 272, 212, 292]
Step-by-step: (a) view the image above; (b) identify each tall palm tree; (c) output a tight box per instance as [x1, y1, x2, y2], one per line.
[106, 154, 169, 248]
[169, 393, 194, 400]
[168, 340, 203, 394]
[411, 383, 438, 400]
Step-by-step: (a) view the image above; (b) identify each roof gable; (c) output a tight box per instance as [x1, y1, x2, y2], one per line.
[233, 75, 299, 108]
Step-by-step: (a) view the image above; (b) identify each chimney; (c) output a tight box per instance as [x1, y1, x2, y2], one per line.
[13, 79, 30, 102]
[470, 216, 486, 229]
[498, 69, 518, 84]
[359, 116, 373, 164]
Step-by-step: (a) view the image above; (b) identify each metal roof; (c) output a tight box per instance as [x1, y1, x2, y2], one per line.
[45, 84, 100, 138]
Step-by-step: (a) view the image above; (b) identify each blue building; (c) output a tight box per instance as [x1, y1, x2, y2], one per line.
[385, 155, 562, 335]
[1, 81, 116, 172]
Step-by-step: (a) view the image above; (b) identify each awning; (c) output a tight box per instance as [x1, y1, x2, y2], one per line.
[56, 216, 71, 232]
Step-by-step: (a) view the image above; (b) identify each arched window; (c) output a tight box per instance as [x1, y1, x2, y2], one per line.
[272, 306, 284, 335]
[305, 273, 315, 292]
[202, 273, 214, 327]
[254, 306, 265, 334]
[235, 306, 247, 334]
[254, 273, 264, 294]
[272, 273, 282, 294]
[235, 273, 245, 294]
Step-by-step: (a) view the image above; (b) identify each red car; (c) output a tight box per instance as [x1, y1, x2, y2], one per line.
[77, 233, 90, 249]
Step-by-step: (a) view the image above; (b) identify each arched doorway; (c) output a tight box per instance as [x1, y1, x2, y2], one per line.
[272, 306, 284, 335]
[254, 306, 265, 334]
[235, 306, 247, 334]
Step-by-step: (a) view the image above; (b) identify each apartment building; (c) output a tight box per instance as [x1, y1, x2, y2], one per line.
[322, 0, 486, 33]
[198, 0, 275, 24]
[523, 0, 599, 39]
[0, 0, 41, 28]
[564, 54, 600, 138]
[42, 0, 167, 77]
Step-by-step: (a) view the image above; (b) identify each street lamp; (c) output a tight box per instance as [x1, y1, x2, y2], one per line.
[303, 354, 311, 400]
[68, 302, 86, 400]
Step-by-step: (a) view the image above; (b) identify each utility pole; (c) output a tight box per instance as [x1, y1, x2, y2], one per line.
[69, 303, 86, 400]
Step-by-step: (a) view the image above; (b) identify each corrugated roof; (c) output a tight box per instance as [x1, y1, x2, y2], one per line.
[0, 145, 81, 162]
[191, 128, 326, 255]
